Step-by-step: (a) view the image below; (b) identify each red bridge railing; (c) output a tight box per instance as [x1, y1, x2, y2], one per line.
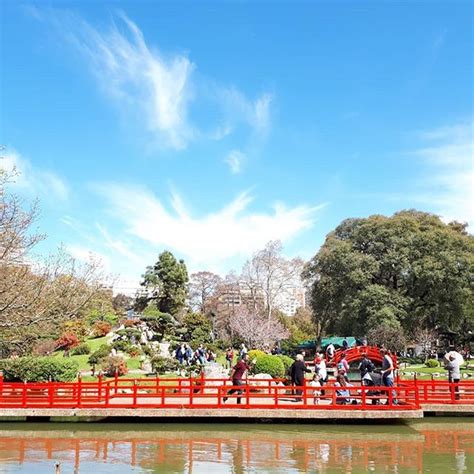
[333, 346, 398, 367]
[1, 376, 472, 410]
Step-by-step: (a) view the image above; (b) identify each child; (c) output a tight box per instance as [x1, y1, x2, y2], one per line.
[309, 373, 322, 405]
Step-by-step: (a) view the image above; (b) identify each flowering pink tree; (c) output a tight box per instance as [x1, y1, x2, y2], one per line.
[229, 306, 289, 349]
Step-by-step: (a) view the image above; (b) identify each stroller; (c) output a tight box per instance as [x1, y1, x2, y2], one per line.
[362, 371, 384, 405]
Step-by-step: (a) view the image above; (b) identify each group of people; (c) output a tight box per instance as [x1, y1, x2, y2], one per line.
[222, 345, 399, 406]
[174, 343, 216, 366]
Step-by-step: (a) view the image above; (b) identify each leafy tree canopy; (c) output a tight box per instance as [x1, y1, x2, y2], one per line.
[304, 210, 473, 342]
[138, 251, 189, 316]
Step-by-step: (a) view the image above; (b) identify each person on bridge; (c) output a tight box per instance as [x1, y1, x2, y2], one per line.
[358, 354, 375, 381]
[337, 353, 350, 380]
[223, 354, 251, 405]
[445, 352, 461, 400]
[326, 343, 336, 362]
[290, 354, 312, 401]
[380, 348, 397, 405]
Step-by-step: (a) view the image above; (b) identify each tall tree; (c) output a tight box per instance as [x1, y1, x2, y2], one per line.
[241, 241, 304, 320]
[303, 210, 474, 343]
[188, 271, 222, 313]
[0, 161, 106, 355]
[139, 251, 189, 316]
[229, 306, 289, 349]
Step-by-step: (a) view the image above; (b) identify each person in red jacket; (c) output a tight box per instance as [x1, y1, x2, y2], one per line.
[223, 354, 251, 404]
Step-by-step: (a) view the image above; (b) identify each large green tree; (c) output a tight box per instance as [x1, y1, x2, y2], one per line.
[303, 210, 473, 345]
[138, 251, 189, 317]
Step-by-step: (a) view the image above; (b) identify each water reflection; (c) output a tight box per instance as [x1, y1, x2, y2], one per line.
[0, 421, 473, 473]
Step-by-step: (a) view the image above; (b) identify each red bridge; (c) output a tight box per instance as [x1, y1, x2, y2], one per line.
[333, 345, 398, 368]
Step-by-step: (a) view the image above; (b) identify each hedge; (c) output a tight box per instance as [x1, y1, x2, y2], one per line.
[254, 355, 285, 379]
[71, 343, 91, 356]
[277, 355, 294, 375]
[0, 357, 78, 382]
[151, 355, 179, 374]
[425, 358, 439, 368]
[88, 344, 111, 366]
[247, 349, 266, 362]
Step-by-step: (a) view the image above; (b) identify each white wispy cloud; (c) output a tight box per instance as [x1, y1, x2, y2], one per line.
[1, 150, 69, 201]
[34, 9, 272, 151]
[218, 88, 273, 136]
[414, 121, 473, 227]
[225, 149, 245, 174]
[93, 182, 325, 268]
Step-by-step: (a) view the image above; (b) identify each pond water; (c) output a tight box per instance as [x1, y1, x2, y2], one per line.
[0, 419, 472, 473]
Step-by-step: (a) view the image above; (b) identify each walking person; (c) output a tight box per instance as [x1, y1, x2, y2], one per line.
[290, 354, 312, 401]
[445, 351, 462, 400]
[225, 347, 234, 369]
[358, 353, 375, 381]
[337, 353, 350, 381]
[380, 348, 397, 405]
[314, 354, 328, 395]
[223, 354, 251, 405]
[239, 343, 248, 359]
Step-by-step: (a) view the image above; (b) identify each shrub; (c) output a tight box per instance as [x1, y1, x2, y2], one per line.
[102, 356, 128, 377]
[142, 345, 154, 357]
[116, 329, 141, 340]
[127, 346, 142, 357]
[151, 355, 179, 374]
[248, 349, 266, 362]
[88, 344, 111, 366]
[71, 343, 91, 355]
[277, 354, 294, 375]
[32, 340, 58, 356]
[56, 332, 80, 350]
[93, 321, 112, 338]
[124, 319, 137, 328]
[111, 340, 132, 352]
[425, 358, 439, 368]
[62, 320, 89, 338]
[254, 355, 285, 379]
[0, 357, 78, 382]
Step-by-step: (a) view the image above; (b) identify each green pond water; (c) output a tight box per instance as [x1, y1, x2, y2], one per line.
[0, 419, 472, 473]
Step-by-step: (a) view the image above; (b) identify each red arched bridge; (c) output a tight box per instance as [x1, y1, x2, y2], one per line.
[333, 345, 398, 368]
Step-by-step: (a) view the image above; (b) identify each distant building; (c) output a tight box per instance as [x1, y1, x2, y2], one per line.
[275, 286, 306, 316]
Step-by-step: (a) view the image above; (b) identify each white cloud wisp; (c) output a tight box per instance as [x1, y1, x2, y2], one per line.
[414, 121, 473, 227]
[94, 183, 324, 268]
[1, 150, 69, 201]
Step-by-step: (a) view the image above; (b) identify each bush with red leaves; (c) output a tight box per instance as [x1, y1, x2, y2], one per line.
[93, 321, 112, 338]
[56, 332, 80, 351]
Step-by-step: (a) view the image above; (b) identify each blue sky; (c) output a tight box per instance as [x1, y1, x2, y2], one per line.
[1, 1, 472, 293]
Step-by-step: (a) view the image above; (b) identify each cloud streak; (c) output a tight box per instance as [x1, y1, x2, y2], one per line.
[1, 150, 69, 201]
[93, 182, 325, 268]
[35, 9, 272, 151]
[414, 121, 473, 227]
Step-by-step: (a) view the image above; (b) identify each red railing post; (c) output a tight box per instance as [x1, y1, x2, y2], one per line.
[0, 370, 3, 398]
[303, 378, 308, 407]
[414, 378, 420, 408]
[114, 370, 118, 395]
[133, 380, 138, 408]
[105, 381, 110, 407]
[77, 375, 82, 408]
[361, 385, 366, 408]
[189, 376, 193, 407]
[246, 383, 250, 407]
[48, 383, 54, 408]
[98, 374, 103, 402]
[22, 382, 27, 408]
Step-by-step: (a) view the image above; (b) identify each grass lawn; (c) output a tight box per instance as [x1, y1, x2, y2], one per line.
[399, 363, 474, 380]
